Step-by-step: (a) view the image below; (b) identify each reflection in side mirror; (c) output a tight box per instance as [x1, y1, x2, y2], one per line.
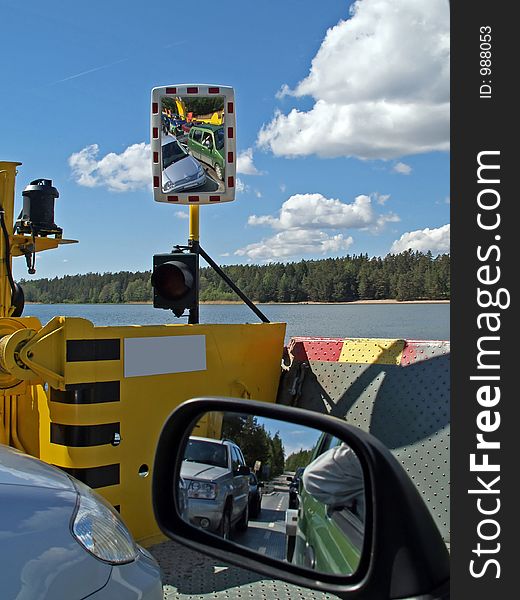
[176, 411, 366, 576]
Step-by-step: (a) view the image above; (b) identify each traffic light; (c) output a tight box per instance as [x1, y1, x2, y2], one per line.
[151, 251, 199, 317]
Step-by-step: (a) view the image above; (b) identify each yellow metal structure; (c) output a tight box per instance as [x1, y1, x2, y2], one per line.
[0, 161, 287, 546]
[189, 205, 200, 242]
[0, 316, 285, 545]
[338, 338, 405, 365]
[0, 162, 20, 317]
[0, 161, 77, 317]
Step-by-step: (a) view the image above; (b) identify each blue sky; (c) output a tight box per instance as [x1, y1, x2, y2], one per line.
[258, 418, 323, 458]
[0, 0, 449, 280]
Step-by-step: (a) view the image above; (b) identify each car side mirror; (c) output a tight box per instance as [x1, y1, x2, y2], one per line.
[153, 398, 449, 599]
[286, 476, 293, 482]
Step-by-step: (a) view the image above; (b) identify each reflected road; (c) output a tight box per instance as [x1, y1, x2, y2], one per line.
[232, 485, 289, 561]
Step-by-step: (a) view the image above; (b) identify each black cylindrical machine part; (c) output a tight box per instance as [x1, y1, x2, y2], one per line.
[19, 179, 60, 235]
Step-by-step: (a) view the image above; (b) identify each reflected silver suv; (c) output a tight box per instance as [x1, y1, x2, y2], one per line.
[181, 437, 250, 539]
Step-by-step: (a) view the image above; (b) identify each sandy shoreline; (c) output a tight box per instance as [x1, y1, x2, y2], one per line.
[27, 299, 450, 306]
[200, 299, 450, 305]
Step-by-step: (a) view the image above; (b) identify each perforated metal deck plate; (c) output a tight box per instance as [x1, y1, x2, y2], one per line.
[281, 338, 450, 545]
[150, 539, 338, 599]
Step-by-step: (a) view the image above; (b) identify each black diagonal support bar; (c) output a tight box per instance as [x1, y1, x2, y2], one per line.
[195, 242, 270, 324]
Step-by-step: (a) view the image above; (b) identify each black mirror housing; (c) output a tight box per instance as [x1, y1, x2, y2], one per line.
[153, 397, 449, 599]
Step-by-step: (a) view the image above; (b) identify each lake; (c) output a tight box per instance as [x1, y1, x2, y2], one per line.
[25, 303, 450, 342]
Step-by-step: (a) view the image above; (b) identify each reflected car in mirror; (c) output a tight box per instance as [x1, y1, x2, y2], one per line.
[288, 465, 304, 510]
[290, 433, 364, 574]
[180, 436, 250, 540]
[161, 135, 206, 193]
[247, 472, 262, 518]
[187, 124, 225, 181]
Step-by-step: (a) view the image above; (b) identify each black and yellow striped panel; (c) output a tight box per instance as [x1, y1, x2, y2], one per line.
[58, 464, 120, 489]
[50, 422, 120, 447]
[66, 339, 120, 362]
[51, 381, 120, 404]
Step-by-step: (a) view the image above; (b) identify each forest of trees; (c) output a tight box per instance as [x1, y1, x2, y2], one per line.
[285, 448, 313, 472]
[221, 414, 285, 479]
[19, 251, 450, 305]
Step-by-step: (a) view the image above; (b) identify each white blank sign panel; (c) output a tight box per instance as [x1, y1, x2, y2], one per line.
[124, 335, 207, 377]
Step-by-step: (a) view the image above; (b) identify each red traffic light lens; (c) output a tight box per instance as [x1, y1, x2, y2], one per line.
[151, 261, 194, 300]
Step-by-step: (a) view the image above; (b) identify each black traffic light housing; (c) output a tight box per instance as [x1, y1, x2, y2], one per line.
[151, 251, 199, 317]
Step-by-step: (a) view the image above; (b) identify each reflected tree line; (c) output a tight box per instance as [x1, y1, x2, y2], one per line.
[221, 414, 285, 479]
[20, 251, 449, 304]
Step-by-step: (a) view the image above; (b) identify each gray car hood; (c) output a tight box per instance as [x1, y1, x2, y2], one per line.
[181, 460, 228, 482]
[0, 444, 73, 490]
[0, 445, 113, 598]
[163, 154, 201, 184]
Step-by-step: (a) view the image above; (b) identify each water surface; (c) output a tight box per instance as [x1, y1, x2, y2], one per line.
[25, 303, 450, 341]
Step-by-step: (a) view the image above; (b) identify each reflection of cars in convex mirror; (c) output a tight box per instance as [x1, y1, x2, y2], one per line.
[175, 411, 365, 576]
[161, 95, 225, 194]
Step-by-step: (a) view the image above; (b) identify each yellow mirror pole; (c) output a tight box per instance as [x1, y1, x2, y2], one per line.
[188, 205, 200, 324]
[0, 162, 21, 317]
[189, 205, 200, 242]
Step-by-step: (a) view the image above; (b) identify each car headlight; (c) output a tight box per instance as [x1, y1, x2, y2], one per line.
[187, 480, 217, 500]
[70, 479, 137, 564]
[164, 180, 175, 192]
[197, 165, 204, 176]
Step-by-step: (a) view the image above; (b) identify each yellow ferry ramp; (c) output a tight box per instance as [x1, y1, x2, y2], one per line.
[8, 316, 285, 546]
[338, 338, 405, 365]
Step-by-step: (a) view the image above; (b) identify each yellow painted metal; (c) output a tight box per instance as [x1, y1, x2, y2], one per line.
[0, 162, 76, 320]
[0, 162, 20, 317]
[339, 338, 405, 365]
[189, 205, 200, 241]
[1, 315, 286, 546]
[0, 317, 43, 390]
[9, 234, 78, 257]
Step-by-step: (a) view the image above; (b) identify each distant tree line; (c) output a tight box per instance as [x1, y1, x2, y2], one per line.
[19, 251, 450, 304]
[285, 448, 313, 472]
[221, 414, 285, 479]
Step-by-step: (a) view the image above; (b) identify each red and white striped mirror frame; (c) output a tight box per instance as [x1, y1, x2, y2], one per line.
[151, 84, 236, 205]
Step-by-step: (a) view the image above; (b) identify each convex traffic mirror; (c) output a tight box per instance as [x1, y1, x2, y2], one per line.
[151, 84, 236, 204]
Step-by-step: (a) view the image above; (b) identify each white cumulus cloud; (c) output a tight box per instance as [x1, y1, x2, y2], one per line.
[393, 162, 412, 175]
[236, 192, 398, 260]
[390, 224, 450, 254]
[236, 148, 262, 175]
[68, 143, 151, 192]
[258, 0, 449, 160]
[235, 229, 354, 261]
[248, 193, 398, 232]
